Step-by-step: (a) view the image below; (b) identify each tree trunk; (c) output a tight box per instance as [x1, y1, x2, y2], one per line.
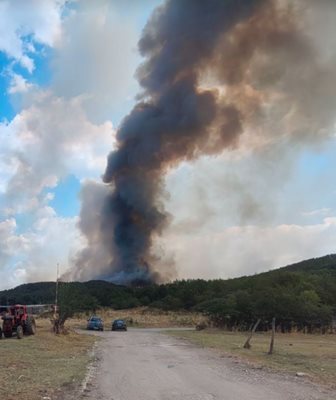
[52, 318, 60, 335]
[243, 318, 261, 349]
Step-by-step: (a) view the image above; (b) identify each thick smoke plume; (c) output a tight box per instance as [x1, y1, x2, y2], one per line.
[69, 0, 336, 285]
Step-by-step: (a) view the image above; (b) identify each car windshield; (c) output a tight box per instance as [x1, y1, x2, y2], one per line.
[90, 318, 100, 322]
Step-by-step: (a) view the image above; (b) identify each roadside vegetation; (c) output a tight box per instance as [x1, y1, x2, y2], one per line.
[0, 319, 95, 400]
[74, 307, 207, 329]
[167, 330, 336, 388]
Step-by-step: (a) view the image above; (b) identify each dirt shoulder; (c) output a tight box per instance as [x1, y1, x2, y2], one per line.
[166, 329, 336, 389]
[0, 318, 95, 400]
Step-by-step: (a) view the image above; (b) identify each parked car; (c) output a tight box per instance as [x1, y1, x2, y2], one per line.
[87, 316, 104, 331]
[112, 319, 127, 331]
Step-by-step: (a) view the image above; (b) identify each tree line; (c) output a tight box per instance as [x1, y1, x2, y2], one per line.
[1, 254, 335, 332]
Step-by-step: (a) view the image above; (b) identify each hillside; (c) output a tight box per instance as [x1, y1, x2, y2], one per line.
[275, 253, 335, 272]
[1, 254, 335, 331]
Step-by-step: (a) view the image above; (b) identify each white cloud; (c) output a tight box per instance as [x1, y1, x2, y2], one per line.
[0, 88, 115, 289]
[0, 210, 83, 289]
[0, 0, 65, 72]
[8, 73, 33, 94]
[0, 91, 115, 215]
[301, 208, 332, 218]
[52, 0, 140, 123]
[0, 218, 17, 264]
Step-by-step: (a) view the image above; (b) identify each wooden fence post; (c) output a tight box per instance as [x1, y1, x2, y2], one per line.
[268, 317, 276, 355]
[243, 318, 261, 349]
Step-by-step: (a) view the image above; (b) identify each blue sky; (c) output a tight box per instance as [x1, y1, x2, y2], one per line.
[0, 0, 336, 289]
[49, 174, 81, 217]
[0, 53, 15, 121]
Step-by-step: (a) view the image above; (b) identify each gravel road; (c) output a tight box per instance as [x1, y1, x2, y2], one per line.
[80, 328, 334, 400]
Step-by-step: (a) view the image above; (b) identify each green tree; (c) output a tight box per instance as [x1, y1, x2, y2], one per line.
[58, 283, 98, 328]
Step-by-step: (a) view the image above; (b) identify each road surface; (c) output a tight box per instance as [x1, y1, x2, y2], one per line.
[80, 328, 334, 400]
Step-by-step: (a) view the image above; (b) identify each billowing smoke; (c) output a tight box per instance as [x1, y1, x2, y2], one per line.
[68, 0, 336, 285]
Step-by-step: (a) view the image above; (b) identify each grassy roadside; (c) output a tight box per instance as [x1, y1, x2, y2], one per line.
[167, 330, 336, 387]
[0, 318, 96, 400]
[73, 307, 207, 329]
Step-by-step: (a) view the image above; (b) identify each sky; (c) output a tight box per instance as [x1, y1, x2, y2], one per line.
[0, 0, 336, 290]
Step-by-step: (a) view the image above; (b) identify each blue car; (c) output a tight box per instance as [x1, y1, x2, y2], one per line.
[112, 319, 127, 331]
[87, 316, 104, 331]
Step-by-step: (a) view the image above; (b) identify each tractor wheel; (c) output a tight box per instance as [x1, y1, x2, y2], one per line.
[25, 317, 36, 335]
[17, 325, 23, 339]
[4, 329, 12, 338]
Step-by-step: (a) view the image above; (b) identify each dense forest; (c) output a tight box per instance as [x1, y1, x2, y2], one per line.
[1, 254, 335, 332]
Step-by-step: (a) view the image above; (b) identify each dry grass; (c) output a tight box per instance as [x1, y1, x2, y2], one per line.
[0, 318, 95, 400]
[167, 330, 336, 387]
[72, 307, 207, 329]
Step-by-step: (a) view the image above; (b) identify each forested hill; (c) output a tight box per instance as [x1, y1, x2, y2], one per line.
[278, 253, 336, 273]
[1, 254, 335, 331]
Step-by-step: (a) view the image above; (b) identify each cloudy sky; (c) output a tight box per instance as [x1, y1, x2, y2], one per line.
[0, 0, 336, 290]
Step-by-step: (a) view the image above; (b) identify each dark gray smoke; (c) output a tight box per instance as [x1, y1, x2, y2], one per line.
[67, 0, 336, 285]
[100, 0, 266, 285]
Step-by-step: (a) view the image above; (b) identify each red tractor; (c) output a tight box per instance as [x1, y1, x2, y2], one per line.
[0, 305, 36, 339]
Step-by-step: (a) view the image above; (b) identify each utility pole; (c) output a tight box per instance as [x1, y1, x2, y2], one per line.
[55, 263, 59, 314]
[53, 263, 60, 334]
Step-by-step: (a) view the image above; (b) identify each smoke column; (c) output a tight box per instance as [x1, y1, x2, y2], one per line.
[69, 0, 336, 285]
[100, 0, 265, 285]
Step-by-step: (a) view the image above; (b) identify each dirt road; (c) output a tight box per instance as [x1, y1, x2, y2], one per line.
[80, 329, 334, 400]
